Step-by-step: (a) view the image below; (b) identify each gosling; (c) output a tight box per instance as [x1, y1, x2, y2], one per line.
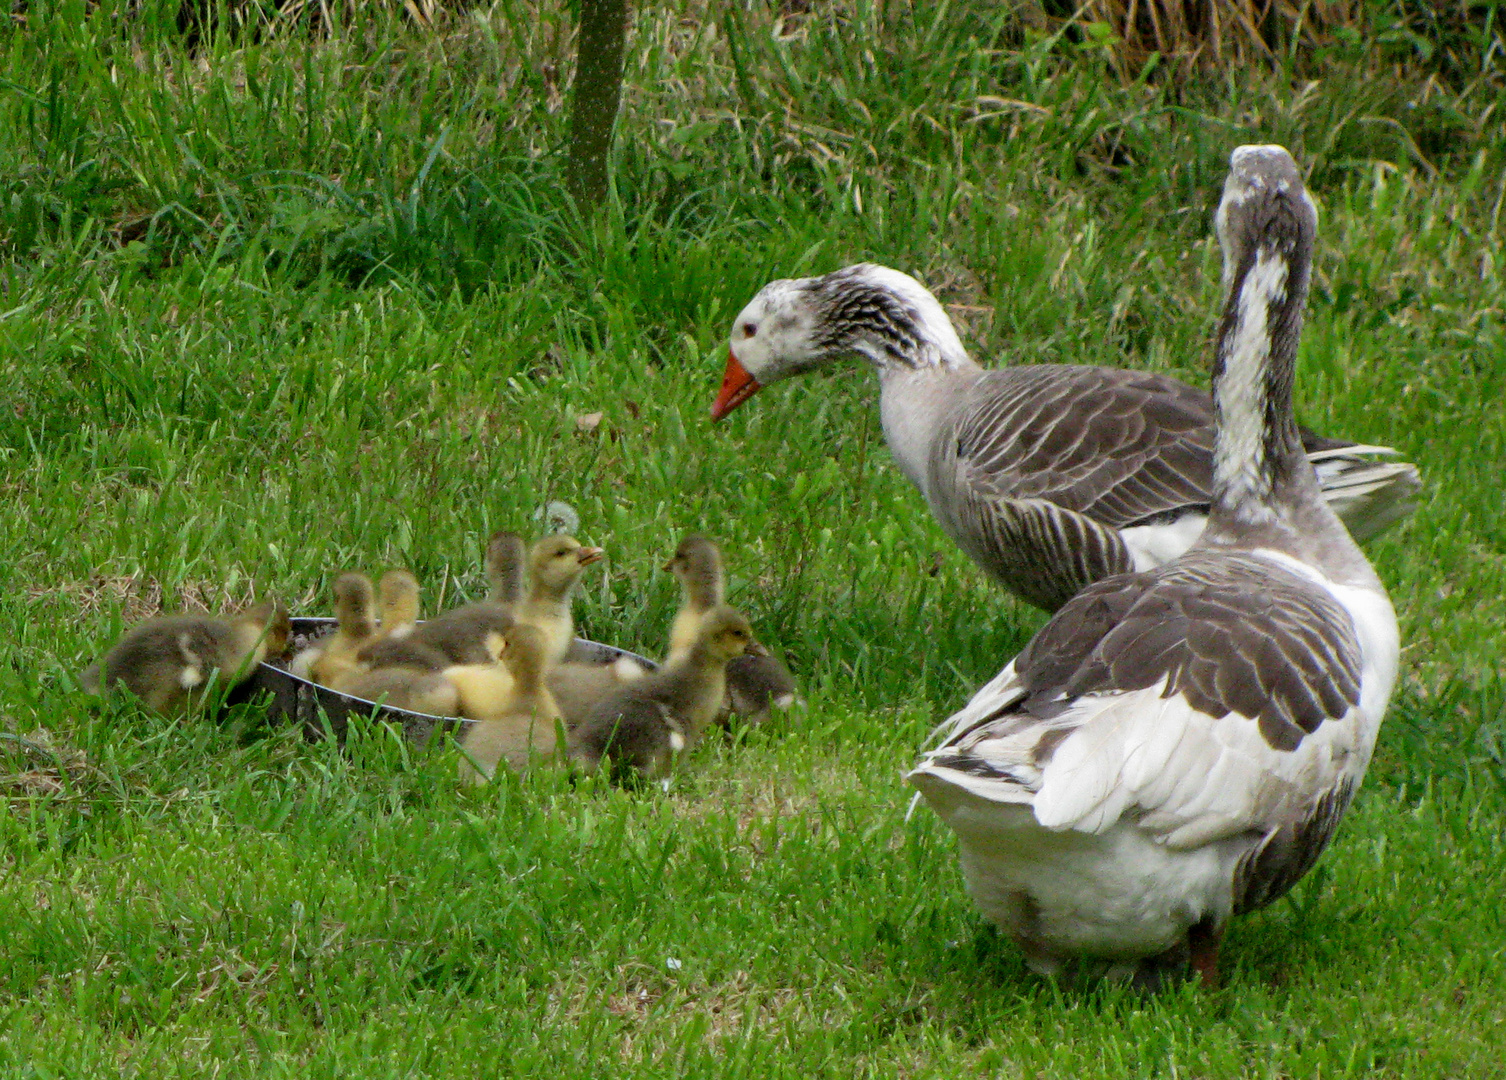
[457, 624, 565, 784]
[414, 534, 602, 666]
[80, 599, 290, 717]
[305, 573, 379, 687]
[664, 534, 798, 725]
[571, 606, 765, 782]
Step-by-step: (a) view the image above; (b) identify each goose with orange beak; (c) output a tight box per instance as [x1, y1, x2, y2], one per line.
[711, 263, 1419, 612]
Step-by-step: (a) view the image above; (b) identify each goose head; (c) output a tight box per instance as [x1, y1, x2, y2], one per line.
[712, 263, 974, 420]
[1215, 145, 1317, 301]
[1209, 144, 1318, 518]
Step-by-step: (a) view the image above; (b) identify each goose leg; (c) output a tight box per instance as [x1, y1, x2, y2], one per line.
[1187, 918, 1224, 989]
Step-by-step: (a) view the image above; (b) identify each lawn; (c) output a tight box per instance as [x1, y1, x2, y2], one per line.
[1, 1, 1503, 1075]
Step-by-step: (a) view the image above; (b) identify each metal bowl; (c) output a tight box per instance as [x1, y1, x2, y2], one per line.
[228, 617, 656, 745]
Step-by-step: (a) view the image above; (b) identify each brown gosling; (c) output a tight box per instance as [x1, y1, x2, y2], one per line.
[457, 624, 564, 785]
[485, 530, 528, 607]
[664, 534, 799, 725]
[305, 573, 379, 687]
[80, 600, 290, 717]
[570, 606, 765, 782]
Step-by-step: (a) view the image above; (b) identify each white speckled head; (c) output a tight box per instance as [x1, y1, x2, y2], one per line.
[726, 277, 814, 386]
[712, 263, 973, 419]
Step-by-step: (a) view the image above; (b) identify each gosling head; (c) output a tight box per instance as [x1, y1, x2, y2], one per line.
[694, 605, 769, 665]
[377, 570, 421, 635]
[498, 623, 551, 682]
[528, 534, 604, 600]
[485, 530, 528, 607]
[332, 572, 377, 638]
[662, 535, 723, 608]
[241, 599, 292, 656]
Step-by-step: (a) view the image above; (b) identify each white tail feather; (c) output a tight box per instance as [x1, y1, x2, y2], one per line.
[1314, 453, 1422, 542]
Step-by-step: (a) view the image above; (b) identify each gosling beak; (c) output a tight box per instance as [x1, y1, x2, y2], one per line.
[710, 348, 761, 421]
[661, 559, 676, 572]
[576, 546, 605, 566]
[746, 640, 770, 658]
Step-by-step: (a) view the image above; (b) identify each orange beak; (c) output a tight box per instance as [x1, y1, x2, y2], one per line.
[576, 546, 605, 566]
[710, 348, 762, 421]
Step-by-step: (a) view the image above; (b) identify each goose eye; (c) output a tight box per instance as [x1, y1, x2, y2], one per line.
[741, 322, 757, 338]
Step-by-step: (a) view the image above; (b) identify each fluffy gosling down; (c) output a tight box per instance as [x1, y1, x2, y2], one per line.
[352, 570, 453, 673]
[296, 572, 378, 686]
[80, 600, 290, 717]
[458, 624, 565, 784]
[413, 533, 601, 666]
[334, 667, 461, 717]
[571, 606, 767, 782]
[664, 534, 798, 724]
[548, 655, 649, 730]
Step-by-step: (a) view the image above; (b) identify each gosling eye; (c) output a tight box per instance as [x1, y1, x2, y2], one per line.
[741, 322, 757, 339]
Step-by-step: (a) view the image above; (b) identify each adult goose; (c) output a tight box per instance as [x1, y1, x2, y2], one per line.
[906, 146, 1400, 986]
[712, 265, 1418, 616]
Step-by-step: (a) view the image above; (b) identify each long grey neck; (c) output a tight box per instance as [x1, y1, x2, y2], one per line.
[1208, 227, 1315, 522]
[878, 365, 979, 496]
[1203, 224, 1370, 579]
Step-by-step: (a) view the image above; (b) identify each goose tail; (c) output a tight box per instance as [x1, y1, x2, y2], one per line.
[1310, 445, 1422, 542]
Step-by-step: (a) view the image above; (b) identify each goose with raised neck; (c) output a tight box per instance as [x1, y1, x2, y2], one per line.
[905, 146, 1400, 987]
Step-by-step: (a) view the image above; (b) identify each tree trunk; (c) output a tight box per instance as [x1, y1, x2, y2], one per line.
[565, 0, 629, 210]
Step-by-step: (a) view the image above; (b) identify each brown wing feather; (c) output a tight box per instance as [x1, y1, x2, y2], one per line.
[955, 365, 1218, 528]
[1015, 551, 1363, 752]
[953, 365, 1373, 530]
[1233, 778, 1356, 913]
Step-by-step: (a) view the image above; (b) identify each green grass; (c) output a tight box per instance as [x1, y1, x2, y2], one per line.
[1, 1, 1504, 1075]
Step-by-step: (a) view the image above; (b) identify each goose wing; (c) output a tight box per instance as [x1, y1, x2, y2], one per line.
[929, 366, 1419, 604]
[945, 365, 1218, 529]
[910, 550, 1369, 907]
[933, 486, 1137, 613]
